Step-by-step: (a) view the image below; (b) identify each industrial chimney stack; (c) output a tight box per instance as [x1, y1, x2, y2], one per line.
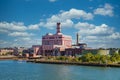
[76, 33, 79, 45]
[56, 22, 61, 34]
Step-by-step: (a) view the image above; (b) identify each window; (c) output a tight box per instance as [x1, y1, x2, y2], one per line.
[59, 37, 62, 38]
[49, 37, 54, 39]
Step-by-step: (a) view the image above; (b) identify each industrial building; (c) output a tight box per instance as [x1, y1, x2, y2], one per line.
[32, 22, 87, 56]
[31, 22, 117, 57]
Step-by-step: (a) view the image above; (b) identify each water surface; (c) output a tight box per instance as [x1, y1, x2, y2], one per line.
[0, 60, 120, 80]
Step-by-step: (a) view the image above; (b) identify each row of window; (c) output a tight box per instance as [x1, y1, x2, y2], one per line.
[42, 40, 62, 45]
[42, 37, 62, 39]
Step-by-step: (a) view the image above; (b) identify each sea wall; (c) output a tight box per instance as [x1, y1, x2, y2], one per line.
[27, 59, 120, 67]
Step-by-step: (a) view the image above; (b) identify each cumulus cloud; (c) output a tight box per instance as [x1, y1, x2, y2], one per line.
[61, 19, 74, 27]
[74, 22, 120, 48]
[108, 32, 120, 39]
[0, 40, 8, 44]
[13, 37, 41, 48]
[0, 21, 39, 48]
[57, 8, 93, 20]
[0, 29, 9, 33]
[40, 19, 74, 29]
[75, 22, 114, 36]
[0, 7, 119, 48]
[0, 40, 10, 48]
[0, 21, 40, 34]
[0, 22, 27, 32]
[8, 32, 34, 37]
[28, 24, 40, 30]
[75, 22, 94, 30]
[0, 21, 39, 39]
[39, 8, 93, 29]
[14, 37, 31, 42]
[94, 3, 114, 16]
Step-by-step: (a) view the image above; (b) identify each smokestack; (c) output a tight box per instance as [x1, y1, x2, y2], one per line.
[56, 22, 61, 34]
[76, 33, 79, 45]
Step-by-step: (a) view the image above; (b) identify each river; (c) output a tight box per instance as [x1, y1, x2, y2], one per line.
[0, 60, 120, 80]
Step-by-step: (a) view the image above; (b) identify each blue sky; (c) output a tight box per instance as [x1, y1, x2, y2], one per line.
[0, 0, 120, 48]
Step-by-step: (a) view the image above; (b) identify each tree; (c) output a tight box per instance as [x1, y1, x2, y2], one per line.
[6, 52, 13, 55]
[81, 53, 94, 62]
[110, 53, 120, 62]
[100, 55, 110, 63]
[119, 49, 120, 54]
[94, 54, 101, 62]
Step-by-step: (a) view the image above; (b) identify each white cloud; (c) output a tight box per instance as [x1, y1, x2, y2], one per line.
[0, 22, 27, 32]
[49, 0, 57, 2]
[75, 22, 94, 30]
[0, 21, 38, 48]
[0, 40, 8, 44]
[0, 21, 38, 40]
[0, 7, 119, 48]
[28, 24, 40, 30]
[0, 21, 40, 33]
[14, 37, 31, 42]
[43, 19, 74, 29]
[8, 32, 34, 37]
[74, 22, 120, 48]
[39, 8, 93, 29]
[108, 32, 120, 39]
[94, 3, 114, 16]
[59, 8, 93, 20]
[0, 29, 9, 33]
[61, 19, 74, 27]
[1, 37, 41, 48]
[43, 22, 56, 29]
[13, 37, 41, 48]
[75, 22, 114, 36]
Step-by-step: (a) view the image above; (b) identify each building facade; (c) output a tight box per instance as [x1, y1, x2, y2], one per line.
[0, 48, 14, 55]
[33, 23, 72, 56]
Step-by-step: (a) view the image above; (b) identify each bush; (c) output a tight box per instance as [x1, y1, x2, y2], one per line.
[81, 53, 94, 62]
[56, 56, 68, 61]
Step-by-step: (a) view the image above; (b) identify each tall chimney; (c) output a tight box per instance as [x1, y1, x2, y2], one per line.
[56, 22, 61, 34]
[76, 33, 79, 45]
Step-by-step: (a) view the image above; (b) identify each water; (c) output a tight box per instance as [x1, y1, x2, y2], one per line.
[0, 60, 120, 80]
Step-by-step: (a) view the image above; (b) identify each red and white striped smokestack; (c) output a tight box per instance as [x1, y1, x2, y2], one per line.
[56, 22, 61, 34]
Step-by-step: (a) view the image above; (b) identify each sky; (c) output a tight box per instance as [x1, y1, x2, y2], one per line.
[0, 0, 120, 48]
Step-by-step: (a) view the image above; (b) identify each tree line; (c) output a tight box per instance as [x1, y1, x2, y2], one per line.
[46, 52, 120, 64]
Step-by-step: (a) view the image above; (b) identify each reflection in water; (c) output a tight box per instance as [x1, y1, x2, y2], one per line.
[0, 60, 120, 80]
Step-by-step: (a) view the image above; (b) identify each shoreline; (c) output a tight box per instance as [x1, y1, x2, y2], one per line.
[1, 56, 120, 68]
[27, 59, 120, 68]
[0, 56, 28, 60]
